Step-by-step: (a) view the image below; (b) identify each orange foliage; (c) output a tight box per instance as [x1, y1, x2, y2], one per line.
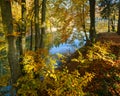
[63, 42, 120, 96]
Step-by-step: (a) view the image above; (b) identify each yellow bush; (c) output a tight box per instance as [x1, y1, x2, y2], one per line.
[17, 49, 94, 96]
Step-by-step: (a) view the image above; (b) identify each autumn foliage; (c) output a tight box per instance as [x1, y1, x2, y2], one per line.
[65, 42, 120, 96]
[15, 41, 120, 96]
[16, 49, 94, 96]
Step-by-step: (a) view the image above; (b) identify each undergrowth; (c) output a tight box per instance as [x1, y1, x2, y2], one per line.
[70, 42, 120, 96]
[1, 42, 119, 96]
[16, 49, 94, 96]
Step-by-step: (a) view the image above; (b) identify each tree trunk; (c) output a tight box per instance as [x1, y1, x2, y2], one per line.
[108, 17, 110, 32]
[111, 19, 115, 32]
[20, 0, 26, 55]
[17, 0, 26, 74]
[34, 0, 40, 50]
[40, 0, 47, 48]
[117, 1, 120, 35]
[0, 0, 21, 84]
[89, 0, 96, 43]
[107, 1, 111, 33]
[30, 20, 33, 50]
[82, 4, 89, 42]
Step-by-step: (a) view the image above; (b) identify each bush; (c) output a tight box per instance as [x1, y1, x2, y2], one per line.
[17, 49, 94, 96]
[71, 42, 120, 96]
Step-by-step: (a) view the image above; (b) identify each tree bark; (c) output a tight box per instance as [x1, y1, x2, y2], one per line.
[20, 0, 26, 55]
[108, 17, 110, 32]
[40, 0, 47, 48]
[117, 1, 120, 35]
[107, 2, 110, 33]
[34, 0, 40, 50]
[111, 19, 115, 32]
[0, 0, 21, 84]
[82, 4, 89, 42]
[30, 20, 33, 50]
[89, 0, 96, 43]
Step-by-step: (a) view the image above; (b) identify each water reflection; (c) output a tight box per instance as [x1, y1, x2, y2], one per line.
[49, 31, 87, 55]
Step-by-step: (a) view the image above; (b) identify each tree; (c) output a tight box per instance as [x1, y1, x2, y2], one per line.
[89, 0, 96, 43]
[30, 20, 33, 50]
[0, 0, 21, 84]
[17, 0, 27, 65]
[117, 0, 120, 35]
[23, 0, 34, 50]
[40, 0, 47, 48]
[99, 0, 117, 32]
[34, 0, 40, 50]
[0, 6, 6, 77]
[82, 2, 89, 42]
[20, 0, 26, 55]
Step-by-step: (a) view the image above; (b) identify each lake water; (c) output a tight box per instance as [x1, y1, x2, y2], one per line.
[49, 31, 87, 55]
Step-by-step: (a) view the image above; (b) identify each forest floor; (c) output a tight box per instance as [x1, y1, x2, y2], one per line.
[97, 32, 120, 45]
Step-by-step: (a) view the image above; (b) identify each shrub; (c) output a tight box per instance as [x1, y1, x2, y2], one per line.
[17, 49, 94, 96]
[71, 42, 120, 96]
